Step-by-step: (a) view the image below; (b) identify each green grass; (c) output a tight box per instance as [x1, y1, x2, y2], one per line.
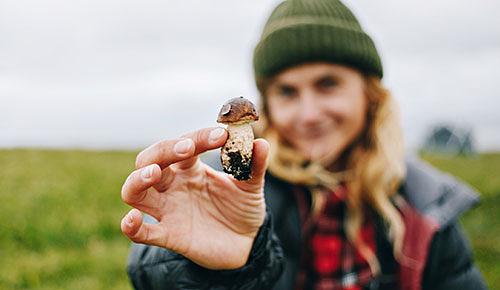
[0, 149, 498, 289]
[0, 149, 136, 290]
[421, 153, 500, 289]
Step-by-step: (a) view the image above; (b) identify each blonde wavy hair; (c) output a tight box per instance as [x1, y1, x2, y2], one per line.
[255, 75, 406, 274]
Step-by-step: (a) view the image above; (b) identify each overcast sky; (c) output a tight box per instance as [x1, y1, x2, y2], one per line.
[1, 0, 499, 151]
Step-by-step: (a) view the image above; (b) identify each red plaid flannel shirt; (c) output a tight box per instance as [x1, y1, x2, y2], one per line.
[294, 184, 376, 290]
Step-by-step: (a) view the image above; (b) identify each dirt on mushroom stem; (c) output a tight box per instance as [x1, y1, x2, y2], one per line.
[220, 122, 254, 180]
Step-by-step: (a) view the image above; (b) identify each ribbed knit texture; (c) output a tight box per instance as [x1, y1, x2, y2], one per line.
[253, 0, 383, 79]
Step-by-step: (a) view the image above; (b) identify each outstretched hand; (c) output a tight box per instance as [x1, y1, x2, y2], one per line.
[120, 127, 269, 270]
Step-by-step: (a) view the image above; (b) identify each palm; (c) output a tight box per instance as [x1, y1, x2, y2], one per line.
[154, 163, 265, 269]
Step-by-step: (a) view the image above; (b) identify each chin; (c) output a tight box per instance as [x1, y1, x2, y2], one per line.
[313, 143, 346, 166]
[297, 143, 329, 161]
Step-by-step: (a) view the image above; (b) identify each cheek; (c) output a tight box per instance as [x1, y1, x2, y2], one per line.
[344, 103, 367, 149]
[325, 94, 367, 143]
[345, 99, 367, 133]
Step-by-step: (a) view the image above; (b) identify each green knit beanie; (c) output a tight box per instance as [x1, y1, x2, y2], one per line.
[253, 0, 383, 80]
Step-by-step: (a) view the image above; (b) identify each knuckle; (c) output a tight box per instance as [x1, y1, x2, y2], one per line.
[185, 130, 203, 150]
[121, 181, 130, 201]
[135, 151, 145, 169]
[136, 140, 164, 169]
[121, 173, 137, 204]
[129, 234, 142, 243]
[158, 141, 168, 158]
[200, 128, 214, 148]
[131, 227, 148, 244]
[196, 129, 205, 145]
[121, 187, 133, 204]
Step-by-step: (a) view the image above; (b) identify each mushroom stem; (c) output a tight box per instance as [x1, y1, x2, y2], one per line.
[221, 122, 254, 180]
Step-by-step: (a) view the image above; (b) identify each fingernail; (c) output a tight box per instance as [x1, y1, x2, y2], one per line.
[174, 138, 193, 154]
[141, 164, 154, 180]
[126, 213, 134, 226]
[209, 128, 226, 144]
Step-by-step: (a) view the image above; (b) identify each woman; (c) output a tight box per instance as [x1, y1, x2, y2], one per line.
[121, 0, 487, 289]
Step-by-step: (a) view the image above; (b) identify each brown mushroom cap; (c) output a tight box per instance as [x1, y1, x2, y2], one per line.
[217, 96, 259, 124]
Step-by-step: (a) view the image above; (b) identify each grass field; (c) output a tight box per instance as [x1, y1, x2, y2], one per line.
[0, 149, 498, 289]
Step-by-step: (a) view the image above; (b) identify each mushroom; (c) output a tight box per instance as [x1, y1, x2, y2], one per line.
[217, 96, 259, 180]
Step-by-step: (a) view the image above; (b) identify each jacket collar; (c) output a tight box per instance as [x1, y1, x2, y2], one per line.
[401, 155, 480, 228]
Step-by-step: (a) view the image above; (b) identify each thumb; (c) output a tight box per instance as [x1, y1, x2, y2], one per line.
[234, 138, 269, 192]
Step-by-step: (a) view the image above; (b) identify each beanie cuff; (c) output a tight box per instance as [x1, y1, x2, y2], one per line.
[253, 22, 383, 79]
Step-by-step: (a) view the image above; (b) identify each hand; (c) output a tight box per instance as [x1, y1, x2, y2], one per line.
[120, 127, 269, 270]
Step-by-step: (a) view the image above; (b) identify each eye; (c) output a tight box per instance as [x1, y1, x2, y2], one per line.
[316, 76, 338, 90]
[277, 85, 297, 98]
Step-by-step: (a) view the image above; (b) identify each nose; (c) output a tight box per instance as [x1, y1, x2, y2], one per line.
[298, 94, 322, 125]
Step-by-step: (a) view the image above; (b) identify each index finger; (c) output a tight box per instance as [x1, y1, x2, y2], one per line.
[135, 127, 228, 169]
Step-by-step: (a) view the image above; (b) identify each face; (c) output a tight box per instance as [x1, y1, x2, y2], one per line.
[266, 62, 368, 166]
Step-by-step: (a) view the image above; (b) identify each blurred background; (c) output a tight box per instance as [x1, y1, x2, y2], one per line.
[0, 0, 499, 289]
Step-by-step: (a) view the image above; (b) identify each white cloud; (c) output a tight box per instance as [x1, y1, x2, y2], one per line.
[1, 0, 499, 151]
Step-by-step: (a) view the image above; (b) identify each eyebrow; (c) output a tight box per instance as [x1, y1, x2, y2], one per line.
[315, 72, 338, 80]
[315, 73, 338, 82]
[277, 72, 337, 87]
[269, 81, 297, 91]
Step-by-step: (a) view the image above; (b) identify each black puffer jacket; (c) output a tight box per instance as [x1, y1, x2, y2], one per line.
[126, 156, 488, 290]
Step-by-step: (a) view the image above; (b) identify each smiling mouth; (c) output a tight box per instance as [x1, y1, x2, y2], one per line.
[299, 124, 334, 137]
[303, 133, 324, 140]
[300, 128, 329, 139]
